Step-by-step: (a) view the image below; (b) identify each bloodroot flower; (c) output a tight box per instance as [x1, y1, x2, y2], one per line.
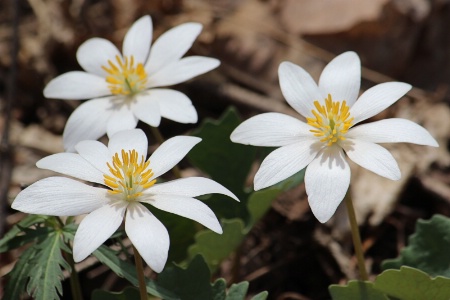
[44, 15, 220, 151]
[12, 129, 238, 272]
[230, 51, 438, 223]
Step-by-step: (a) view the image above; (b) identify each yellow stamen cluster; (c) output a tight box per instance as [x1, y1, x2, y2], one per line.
[306, 94, 354, 146]
[102, 55, 148, 96]
[103, 149, 156, 201]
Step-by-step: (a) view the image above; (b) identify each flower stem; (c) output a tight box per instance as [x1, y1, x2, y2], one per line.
[65, 250, 83, 300]
[132, 244, 148, 300]
[344, 192, 369, 281]
[55, 217, 83, 300]
[150, 126, 181, 178]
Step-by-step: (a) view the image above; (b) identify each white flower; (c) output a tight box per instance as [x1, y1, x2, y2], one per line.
[230, 51, 438, 223]
[12, 129, 238, 272]
[44, 15, 220, 152]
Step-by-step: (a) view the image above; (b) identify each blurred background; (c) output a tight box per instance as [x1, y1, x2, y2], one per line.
[1, 0, 450, 299]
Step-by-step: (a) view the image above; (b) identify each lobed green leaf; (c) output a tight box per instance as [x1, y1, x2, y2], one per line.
[0, 214, 48, 252]
[329, 280, 388, 300]
[382, 214, 450, 277]
[188, 219, 246, 272]
[374, 266, 450, 300]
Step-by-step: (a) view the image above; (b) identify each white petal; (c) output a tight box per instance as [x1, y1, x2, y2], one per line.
[77, 38, 121, 77]
[278, 61, 322, 118]
[131, 92, 161, 126]
[146, 22, 203, 75]
[147, 56, 219, 88]
[36, 153, 104, 185]
[342, 139, 400, 180]
[145, 177, 239, 201]
[319, 51, 361, 106]
[230, 112, 312, 147]
[147, 194, 222, 233]
[153, 89, 198, 123]
[75, 140, 111, 174]
[347, 118, 438, 147]
[63, 97, 113, 152]
[254, 140, 321, 190]
[123, 15, 152, 64]
[44, 71, 110, 100]
[73, 201, 127, 262]
[149, 136, 201, 179]
[305, 148, 350, 223]
[106, 105, 138, 137]
[349, 82, 412, 125]
[126, 203, 169, 273]
[12, 177, 108, 216]
[108, 129, 148, 158]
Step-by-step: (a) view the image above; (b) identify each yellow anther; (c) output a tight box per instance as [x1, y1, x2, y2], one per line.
[102, 55, 148, 96]
[306, 94, 354, 147]
[103, 149, 156, 201]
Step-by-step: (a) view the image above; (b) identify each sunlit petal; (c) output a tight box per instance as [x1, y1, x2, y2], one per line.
[149, 136, 201, 179]
[12, 177, 108, 216]
[278, 61, 322, 118]
[319, 51, 360, 106]
[347, 118, 438, 147]
[254, 140, 321, 190]
[126, 203, 169, 273]
[73, 202, 127, 262]
[305, 148, 350, 223]
[231, 112, 312, 147]
[342, 139, 401, 180]
[145, 177, 238, 201]
[147, 194, 222, 233]
[350, 82, 412, 125]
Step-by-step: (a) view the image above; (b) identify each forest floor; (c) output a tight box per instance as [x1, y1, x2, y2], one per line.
[1, 0, 450, 299]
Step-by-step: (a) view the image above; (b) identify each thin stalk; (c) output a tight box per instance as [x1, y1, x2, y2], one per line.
[150, 127, 181, 178]
[65, 251, 83, 300]
[344, 192, 369, 281]
[132, 244, 148, 300]
[54, 217, 83, 300]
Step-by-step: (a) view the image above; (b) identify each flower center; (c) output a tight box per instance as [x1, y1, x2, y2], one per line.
[306, 94, 354, 146]
[103, 149, 156, 201]
[101, 55, 148, 96]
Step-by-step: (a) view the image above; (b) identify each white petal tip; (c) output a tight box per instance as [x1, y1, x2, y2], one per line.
[311, 208, 335, 224]
[429, 139, 439, 147]
[151, 264, 164, 273]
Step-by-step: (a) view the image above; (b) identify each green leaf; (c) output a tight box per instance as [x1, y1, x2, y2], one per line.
[5, 228, 71, 300]
[226, 282, 249, 300]
[160, 255, 269, 300]
[247, 188, 280, 229]
[188, 219, 246, 272]
[3, 217, 74, 300]
[374, 266, 450, 300]
[188, 107, 257, 221]
[0, 214, 47, 252]
[211, 278, 227, 300]
[4, 242, 40, 300]
[93, 245, 177, 299]
[26, 230, 71, 300]
[187, 170, 305, 271]
[250, 291, 269, 300]
[91, 287, 140, 300]
[329, 280, 389, 300]
[382, 214, 450, 277]
[158, 255, 212, 300]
